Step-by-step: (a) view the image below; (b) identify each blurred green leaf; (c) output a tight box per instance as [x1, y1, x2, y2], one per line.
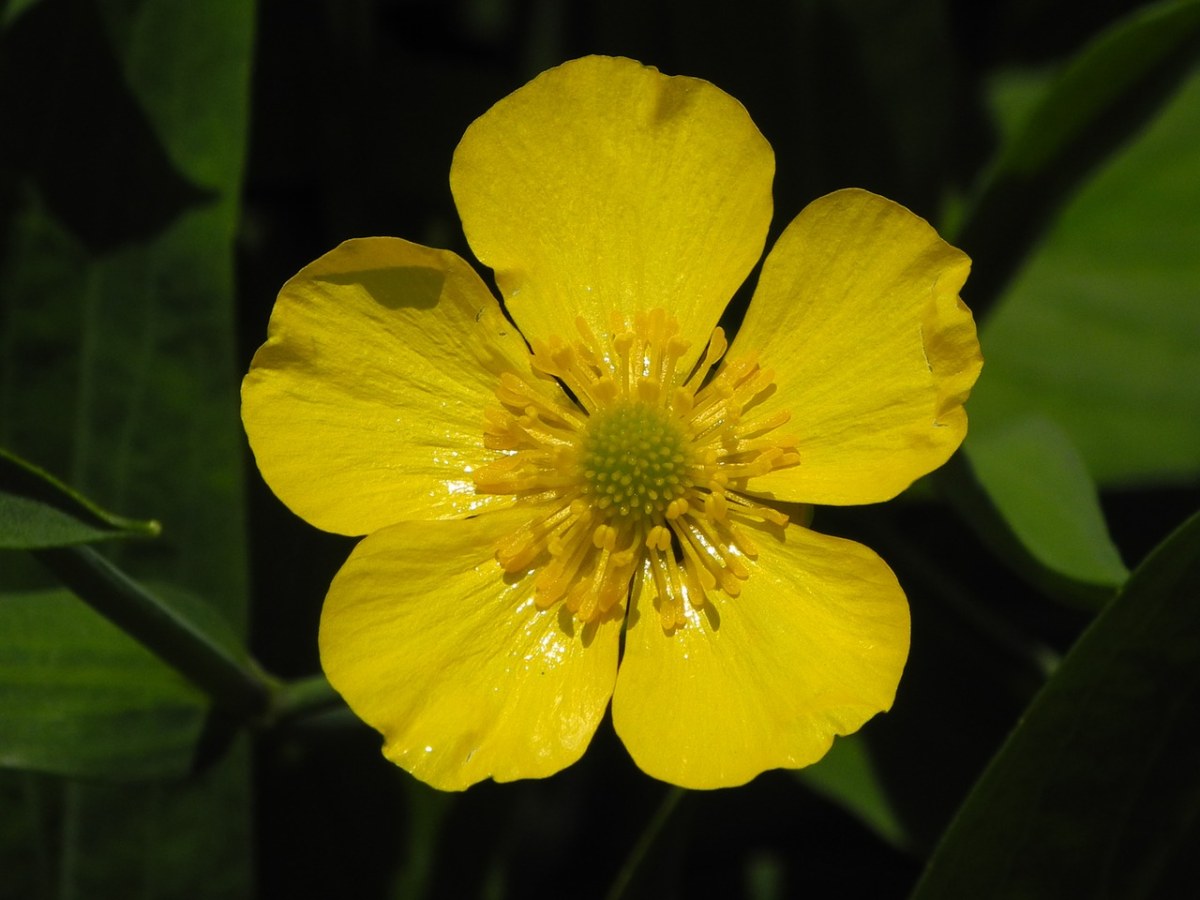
[911, 508, 1200, 899]
[970, 58, 1200, 486]
[957, 0, 1200, 314]
[0, 0, 255, 894]
[794, 733, 908, 850]
[390, 778, 456, 900]
[0, 446, 160, 548]
[942, 416, 1128, 606]
[0, 0, 44, 27]
[0, 588, 208, 780]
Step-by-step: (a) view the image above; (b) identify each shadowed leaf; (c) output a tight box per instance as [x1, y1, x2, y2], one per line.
[956, 0, 1200, 315]
[969, 60, 1200, 486]
[912, 509, 1200, 899]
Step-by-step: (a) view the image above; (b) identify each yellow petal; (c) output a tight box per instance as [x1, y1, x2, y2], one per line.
[320, 508, 622, 790]
[612, 520, 909, 789]
[450, 55, 773, 356]
[242, 237, 541, 535]
[731, 189, 981, 505]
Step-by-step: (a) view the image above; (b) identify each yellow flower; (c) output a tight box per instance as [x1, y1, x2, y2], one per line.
[242, 56, 981, 790]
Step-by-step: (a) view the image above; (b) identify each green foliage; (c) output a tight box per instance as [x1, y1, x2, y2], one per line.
[33, 546, 268, 718]
[912, 510, 1200, 899]
[965, 419, 1127, 589]
[0, 447, 160, 548]
[0, 588, 207, 780]
[970, 57, 1200, 485]
[955, 0, 1200, 314]
[0, 0, 44, 27]
[942, 416, 1128, 607]
[0, 0, 255, 895]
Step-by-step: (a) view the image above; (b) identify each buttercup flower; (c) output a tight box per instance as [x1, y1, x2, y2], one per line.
[242, 56, 981, 790]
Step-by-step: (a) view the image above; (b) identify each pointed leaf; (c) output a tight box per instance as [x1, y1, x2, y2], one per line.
[794, 733, 909, 850]
[941, 416, 1128, 607]
[912, 509, 1200, 899]
[0, 447, 160, 549]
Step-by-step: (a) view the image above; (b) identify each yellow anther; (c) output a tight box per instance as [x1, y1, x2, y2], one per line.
[575, 588, 599, 623]
[725, 552, 750, 580]
[666, 498, 689, 519]
[480, 308, 802, 631]
[708, 327, 728, 359]
[645, 525, 672, 552]
[727, 522, 759, 558]
[594, 376, 618, 403]
[611, 548, 635, 567]
[496, 534, 537, 572]
[592, 523, 617, 550]
[551, 343, 575, 370]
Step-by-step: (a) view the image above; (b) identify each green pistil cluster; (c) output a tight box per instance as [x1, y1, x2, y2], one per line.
[580, 401, 691, 521]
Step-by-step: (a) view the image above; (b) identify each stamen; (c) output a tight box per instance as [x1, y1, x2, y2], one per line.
[476, 308, 802, 631]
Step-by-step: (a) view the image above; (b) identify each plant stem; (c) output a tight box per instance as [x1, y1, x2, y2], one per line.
[34, 544, 272, 720]
[604, 785, 685, 900]
[272, 673, 345, 724]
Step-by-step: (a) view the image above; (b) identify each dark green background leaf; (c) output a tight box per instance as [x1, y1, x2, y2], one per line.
[912, 509, 1200, 899]
[0, 0, 45, 27]
[969, 51, 1200, 486]
[0, 588, 207, 780]
[956, 0, 1200, 314]
[32, 546, 268, 719]
[0, 0, 255, 896]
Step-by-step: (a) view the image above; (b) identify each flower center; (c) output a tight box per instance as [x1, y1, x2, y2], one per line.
[473, 309, 801, 631]
[580, 401, 691, 522]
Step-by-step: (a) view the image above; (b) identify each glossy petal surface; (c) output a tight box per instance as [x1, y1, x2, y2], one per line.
[320, 509, 622, 790]
[613, 521, 909, 789]
[242, 237, 541, 535]
[451, 55, 774, 357]
[732, 189, 980, 505]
